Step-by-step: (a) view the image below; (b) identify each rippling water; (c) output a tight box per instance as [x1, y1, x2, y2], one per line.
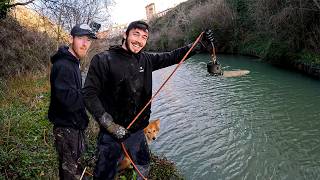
[149, 54, 320, 180]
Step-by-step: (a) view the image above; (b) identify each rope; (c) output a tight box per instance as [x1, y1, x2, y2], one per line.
[121, 32, 204, 180]
[121, 143, 147, 180]
[79, 167, 87, 180]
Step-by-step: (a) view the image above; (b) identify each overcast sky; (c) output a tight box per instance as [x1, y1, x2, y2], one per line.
[109, 0, 187, 25]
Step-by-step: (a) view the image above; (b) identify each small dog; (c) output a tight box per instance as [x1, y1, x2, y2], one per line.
[143, 119, 160, 144]
[118, 119, 160, 171]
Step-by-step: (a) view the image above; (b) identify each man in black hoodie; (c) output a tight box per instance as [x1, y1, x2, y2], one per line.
[83, 21, 214, 179]
[48, 23, 97, 180]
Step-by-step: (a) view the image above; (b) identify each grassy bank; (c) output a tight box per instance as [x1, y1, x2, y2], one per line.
[0, 72, 57, 179]
[0, 73, 184, 179]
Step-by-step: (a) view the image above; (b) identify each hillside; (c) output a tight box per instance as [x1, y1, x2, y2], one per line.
[11, 6, 68, 41]
[0, 16, 55, 77]
[0, 5, 70, 78]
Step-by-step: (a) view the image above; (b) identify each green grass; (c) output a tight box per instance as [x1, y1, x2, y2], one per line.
[297, 50, 320, 65]
[116, 153, 184, 180]
[0, 73, 57, 179]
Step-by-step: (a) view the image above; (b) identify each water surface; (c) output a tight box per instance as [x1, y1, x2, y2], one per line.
[150, 54, 320, 180]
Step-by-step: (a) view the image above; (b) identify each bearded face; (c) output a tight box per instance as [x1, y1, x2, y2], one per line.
[123, 28, 148, 54]
[69, 36, 92, 59]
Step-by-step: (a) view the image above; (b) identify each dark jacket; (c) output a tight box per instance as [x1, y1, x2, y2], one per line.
[48, 46, 89, 130]
[83, 45, 193, 133]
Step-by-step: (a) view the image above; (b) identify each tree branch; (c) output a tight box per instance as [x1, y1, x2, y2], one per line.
[8, 0, 36, 8]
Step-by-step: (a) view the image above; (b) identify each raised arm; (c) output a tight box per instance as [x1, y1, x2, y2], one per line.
[146, 45, 195, 71]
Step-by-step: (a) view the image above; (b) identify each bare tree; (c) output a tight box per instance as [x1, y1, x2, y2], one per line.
[37, 0, 112, 30]
[28, 0, 113, 47]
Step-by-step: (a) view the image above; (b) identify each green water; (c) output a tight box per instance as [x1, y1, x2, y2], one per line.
[150, 54, 320, 180]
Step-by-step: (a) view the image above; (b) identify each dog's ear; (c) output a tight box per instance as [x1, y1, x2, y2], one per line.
[155, 119, 160, 128]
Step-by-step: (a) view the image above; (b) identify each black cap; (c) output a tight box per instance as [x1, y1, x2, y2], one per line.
[70, 23, 97, 39]
[126, 20, 149, 35]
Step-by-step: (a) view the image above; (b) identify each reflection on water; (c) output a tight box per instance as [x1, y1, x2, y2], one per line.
[150, 54, 320, 180]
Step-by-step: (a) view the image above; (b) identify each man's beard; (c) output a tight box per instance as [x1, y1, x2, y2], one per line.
[125, 39, 144, 54]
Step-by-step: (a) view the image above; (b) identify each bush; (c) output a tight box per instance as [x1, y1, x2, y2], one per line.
[115, 153, 184, 180]
[0, 0, 10, 19]
[147, 0, 235, 51]
[0, 73, 58, 179]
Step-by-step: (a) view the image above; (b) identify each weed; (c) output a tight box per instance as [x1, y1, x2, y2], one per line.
[0, 73, 57, 179]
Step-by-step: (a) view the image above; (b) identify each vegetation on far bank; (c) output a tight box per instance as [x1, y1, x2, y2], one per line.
[147, 0, 320, 68]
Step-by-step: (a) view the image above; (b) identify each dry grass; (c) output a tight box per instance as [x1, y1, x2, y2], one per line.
[0, 15, 61, 78]
[0, 72, 57, 179]
[1, 71, 50, 108]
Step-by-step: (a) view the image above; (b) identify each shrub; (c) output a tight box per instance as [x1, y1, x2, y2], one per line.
[0, 15, 56, 77]
[0, 0, 10, 19]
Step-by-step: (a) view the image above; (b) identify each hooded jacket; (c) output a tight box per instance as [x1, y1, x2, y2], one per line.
[83, 45, 193, 133]
[48, 46, 89, 130]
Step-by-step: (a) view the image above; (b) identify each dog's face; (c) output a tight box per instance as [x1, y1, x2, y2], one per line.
[144, 119, 160, 143]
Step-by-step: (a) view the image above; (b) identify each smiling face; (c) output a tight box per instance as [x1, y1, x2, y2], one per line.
[122, 28, 148, 54]
[69, 35, 92, 59]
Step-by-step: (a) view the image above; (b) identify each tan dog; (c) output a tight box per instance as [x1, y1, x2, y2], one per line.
[143, 119, 160, 144]
[118, 119, 160, 171]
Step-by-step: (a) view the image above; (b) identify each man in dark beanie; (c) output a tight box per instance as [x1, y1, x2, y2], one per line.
[83, 20, 214, 179]
[48, 23, 97, 180]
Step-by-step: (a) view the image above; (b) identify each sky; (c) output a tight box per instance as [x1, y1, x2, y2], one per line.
[109, 0, 187, 25]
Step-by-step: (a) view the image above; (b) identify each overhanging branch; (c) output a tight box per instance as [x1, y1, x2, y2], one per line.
[8, 0, 36, 8]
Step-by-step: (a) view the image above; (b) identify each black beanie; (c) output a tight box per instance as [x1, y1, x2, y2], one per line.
[126, 21, 149, 35]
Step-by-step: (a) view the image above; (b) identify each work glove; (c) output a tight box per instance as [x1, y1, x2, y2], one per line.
[188, 29, 216, 54]
[202, 29, 216, 53]
[204, 29, 215, 44]
[99, 112, 130, 142]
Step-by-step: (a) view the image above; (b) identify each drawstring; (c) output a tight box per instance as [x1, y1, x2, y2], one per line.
[77, 130, 85, 159]
[77, 129, 86, 180]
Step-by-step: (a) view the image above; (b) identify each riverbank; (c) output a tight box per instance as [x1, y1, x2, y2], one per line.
[0, 72, 184, 179]
[230, 41, 320, 79]
[0, 72, 57, 178]
[234, 38, 320, 79]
